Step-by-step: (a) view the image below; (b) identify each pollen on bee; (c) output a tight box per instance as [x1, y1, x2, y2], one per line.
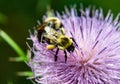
[46, 45, 56, 50]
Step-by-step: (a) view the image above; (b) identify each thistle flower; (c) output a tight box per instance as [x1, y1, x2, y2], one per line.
[28, 7, 120, 84]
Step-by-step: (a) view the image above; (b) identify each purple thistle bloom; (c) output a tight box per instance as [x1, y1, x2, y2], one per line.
[28, 7, 120, 84]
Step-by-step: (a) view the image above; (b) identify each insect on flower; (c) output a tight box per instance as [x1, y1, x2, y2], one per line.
[28, 6, 120, 84]
[37, 17, 76, 62]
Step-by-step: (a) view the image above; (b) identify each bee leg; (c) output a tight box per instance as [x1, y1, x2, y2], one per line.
[54, 48, 59, 61]
[41, 34, 44, 43]
[64, 50, 67, 63]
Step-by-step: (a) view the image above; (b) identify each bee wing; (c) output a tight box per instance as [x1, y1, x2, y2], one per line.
[37, 23, 47, 31]
[37, 23, 47, 42]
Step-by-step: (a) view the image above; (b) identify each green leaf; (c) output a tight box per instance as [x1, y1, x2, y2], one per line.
[0, 29, 27, 61]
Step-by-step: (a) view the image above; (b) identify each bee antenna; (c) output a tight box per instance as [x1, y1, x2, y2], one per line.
[70, 37, 78, 47]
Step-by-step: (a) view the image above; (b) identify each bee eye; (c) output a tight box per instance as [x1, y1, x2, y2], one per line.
[47, 22, 56, 28]
[60, 23, 63, 28]
[47, 22, 52, 26]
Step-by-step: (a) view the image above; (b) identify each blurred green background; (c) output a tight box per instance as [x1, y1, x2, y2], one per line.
[0, 0, 120, 84]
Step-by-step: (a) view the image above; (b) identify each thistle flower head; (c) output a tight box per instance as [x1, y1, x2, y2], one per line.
[28, 7, 120, 84]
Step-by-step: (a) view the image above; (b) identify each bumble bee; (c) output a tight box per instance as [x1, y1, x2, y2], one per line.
[37, 17, 76, 62]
